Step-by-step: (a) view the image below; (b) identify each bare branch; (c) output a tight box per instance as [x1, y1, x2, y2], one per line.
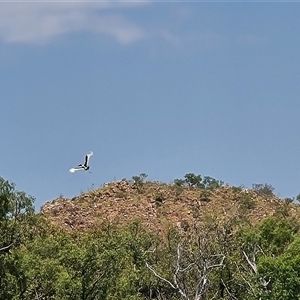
[173, 244, 189, 299]
[220, 279, 239, 300]
[0, 242, 14, 252]
[195, 275, 208, 299]
[145, 262, 177, 290]
[242, 251, 257, 274]
[146, 242, 225, 300]
[180, 262, 196, 273]
[208, 254, 225, 269]
[173, 244, 181, 289]
[146, 252, 190, 300]
[234, 261, 256, 294]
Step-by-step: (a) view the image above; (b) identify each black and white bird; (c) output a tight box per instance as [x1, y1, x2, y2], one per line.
[69, 151, 93, 173]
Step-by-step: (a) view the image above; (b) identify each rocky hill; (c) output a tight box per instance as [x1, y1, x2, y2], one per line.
[41, 179, 300, 234]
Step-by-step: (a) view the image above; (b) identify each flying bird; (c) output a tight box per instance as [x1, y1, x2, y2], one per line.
[69, 151, 93, 173]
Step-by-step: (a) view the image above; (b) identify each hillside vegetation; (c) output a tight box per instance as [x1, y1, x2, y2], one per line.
[2, 174, 300, 300]
[41, 175, 298, 233]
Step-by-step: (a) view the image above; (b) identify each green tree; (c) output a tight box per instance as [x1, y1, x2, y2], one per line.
[252, 183, 275, 197]
[239, 216, 300, 299]
[132, 173, 148, 193]
[0, 176, 35, 300]
[145, 221, 246, 300]
[0, 176, 35, 250]
[257, 235, 300, 300]
[184, 173, 202, 188]
[202, 176, 224, 190]
[173, 178, 185, 187]
[15, 220, 156, 300]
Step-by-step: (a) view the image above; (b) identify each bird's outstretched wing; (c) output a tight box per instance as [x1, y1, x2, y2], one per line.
[83, 151, 93, 167]
[69, 166, 85, 173]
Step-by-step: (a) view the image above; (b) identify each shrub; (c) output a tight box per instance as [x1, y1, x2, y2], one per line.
[132, 173, 148, 193]
[172, 184, 184, 201]
[252, 183, 274, 197]
[284, 197, 294, 204]
[231, 186, 243, 194]
[237, 194, 255, 210]
[199, 189, 211, 202]
[154, 193, 164, 204]
[173, 179, 185, 187]
[202, 176, 224, 190]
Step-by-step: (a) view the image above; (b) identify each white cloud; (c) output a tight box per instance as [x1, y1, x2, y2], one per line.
[0, 3, 251, 53]
[0, 3, 147, 45]
[91, 14, 146, 45]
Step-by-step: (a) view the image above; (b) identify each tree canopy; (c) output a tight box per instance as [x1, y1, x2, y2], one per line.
[1, 175, 300, 299]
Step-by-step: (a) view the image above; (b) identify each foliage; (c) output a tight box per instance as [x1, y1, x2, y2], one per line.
[0, 176, 36, 300]
[154, 193, 164, 205]
[132, 173, 148, 193]
[145, 219, 252, 300]
[172, 184, 184, 200]
[231, 186, 243, 193]
[184, 173, 202, 187]
[0, 176, 35, 249]
[201, 176, 224, 189]
[252, 183, 275, 197]
[256, 234, 300, 300]
[198, 189, 211, 201]
[236, 193, 255, 210]
[175, 173, 224, 190]
[5, 220, 157, 300]
[173, 178, 185, 187]
[284, 197, 294, 204]
[3, 175, 300, 300]
[242, 216, 297, 256]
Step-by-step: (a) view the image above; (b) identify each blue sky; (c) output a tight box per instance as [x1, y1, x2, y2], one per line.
[1, 1, 300, 209]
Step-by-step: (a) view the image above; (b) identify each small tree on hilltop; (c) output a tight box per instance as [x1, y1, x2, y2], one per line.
[132, 173, 148, 193]
[184, 173, 202, 188]
[173, 179, 185, 187]
[252, 183, 275, 197]
[202, 176, 224, 190]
